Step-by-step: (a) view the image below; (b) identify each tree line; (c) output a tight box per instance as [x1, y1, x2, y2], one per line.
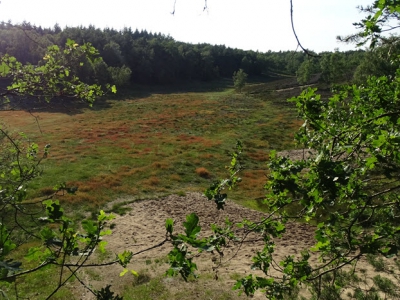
[0, 21, 392, 87]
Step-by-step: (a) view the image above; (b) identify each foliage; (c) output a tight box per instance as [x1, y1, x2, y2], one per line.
[198, 2, 400, 299]
[0, 122, 136, 299]
[232, 69, 248, 92]
[0, 38, 115, 106]
[336, 1, 400, 83]
[192, 69, 400, 299]
[2, 1, 400, 299]
[0, 37, 255, 299]
[96, 285, 124, 300]
[0, 21, 371, 85]
[205, 141, 243, 210]
[0, 40, 137, 299]
[353, 37, 400, 83]
[296, 56, 320, 85]
[340, 0, 400, 48]
[108, 65, 132, 87]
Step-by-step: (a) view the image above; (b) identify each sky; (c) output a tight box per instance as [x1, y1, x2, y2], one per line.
[0, 0, 373, 53]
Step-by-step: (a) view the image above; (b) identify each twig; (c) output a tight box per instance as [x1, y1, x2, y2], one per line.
[290, 0, 320, 57]
[3, 261, 51, 280]
[171, 0, 177, 15]
[171, 0, 208, 15]
[308, 253, 363, 281]
[28, 110, 43, 134]
[66, 266, 97, 297]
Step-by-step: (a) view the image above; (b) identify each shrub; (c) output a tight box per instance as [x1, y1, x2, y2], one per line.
[195, 167, 210, 178]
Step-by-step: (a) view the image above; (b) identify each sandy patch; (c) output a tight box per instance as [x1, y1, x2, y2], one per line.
[73, 193, 317, 299]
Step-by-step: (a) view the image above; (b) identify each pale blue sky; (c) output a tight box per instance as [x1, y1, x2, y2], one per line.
[0, 0, 373, 52]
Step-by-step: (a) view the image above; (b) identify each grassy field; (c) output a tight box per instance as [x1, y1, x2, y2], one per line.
[0, 78, 306, 299]
[0, 79, 302, 212]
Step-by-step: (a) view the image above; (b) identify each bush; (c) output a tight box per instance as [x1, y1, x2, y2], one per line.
[195, 167, 210, 178]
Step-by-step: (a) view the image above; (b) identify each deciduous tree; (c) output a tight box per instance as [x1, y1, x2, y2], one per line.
[232, 68, 247, 92]
[205, 1, 400, 298]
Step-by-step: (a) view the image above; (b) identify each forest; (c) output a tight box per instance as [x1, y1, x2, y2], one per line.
[0, 21, 389, 87]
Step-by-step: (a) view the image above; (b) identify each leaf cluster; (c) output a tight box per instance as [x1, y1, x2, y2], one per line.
[0, 128, 124, 298]
[1, 39, 116, 109]
[339, 0, 400, 48]
[229, 70, 400, 298]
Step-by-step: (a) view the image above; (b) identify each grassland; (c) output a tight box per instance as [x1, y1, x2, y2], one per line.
[1, 78, 302, 211]
[0, 78, 307, 299]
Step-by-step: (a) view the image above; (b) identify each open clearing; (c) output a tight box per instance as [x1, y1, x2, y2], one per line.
[0, 79, 302, 208]
[3, 79, 395, 299]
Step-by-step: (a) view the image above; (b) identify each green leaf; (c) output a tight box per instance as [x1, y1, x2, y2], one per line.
[0, 260, 22, 272]
[25, 247, 43, 261]
[100, 229, 112, 236]
[25, 247, 53, 262]
[98, 210, 114, 222]
[111, 85, 117, 93]
[183, 213, 201, 238]
[40, 227, 56, 241]
[366, 156, 377, 169]
[98, 241, 108, 253]
[165, 218, 174, 234]
[82, 220, 98, 236]
[0, 62, 10, 76]
[117, 251, 133, 268]
[43, 200, 64, 221]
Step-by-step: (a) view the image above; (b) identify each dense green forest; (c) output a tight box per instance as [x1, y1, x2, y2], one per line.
[0, 21, 390, 87]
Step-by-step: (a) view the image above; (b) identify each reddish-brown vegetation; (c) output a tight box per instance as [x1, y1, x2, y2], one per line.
[1, 83, 301, 206]
[196, 167, 211, 178]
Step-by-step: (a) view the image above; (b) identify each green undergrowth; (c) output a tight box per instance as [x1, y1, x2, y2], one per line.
[1, 244, 75, 299]
[122, 272, 249, 300]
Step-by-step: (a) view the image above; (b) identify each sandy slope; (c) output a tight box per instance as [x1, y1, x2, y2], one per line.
[74, 192, 317, 299]
[72, 192, 397, 299]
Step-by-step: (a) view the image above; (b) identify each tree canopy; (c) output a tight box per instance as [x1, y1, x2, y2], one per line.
[0, 21, 373, 86]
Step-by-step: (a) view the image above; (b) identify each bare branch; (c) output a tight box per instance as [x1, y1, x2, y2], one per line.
[290, 0, 320, 57]
[171, 0, 208, 15]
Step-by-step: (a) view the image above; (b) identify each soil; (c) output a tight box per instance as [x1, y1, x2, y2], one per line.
[71, 192, 316, 299]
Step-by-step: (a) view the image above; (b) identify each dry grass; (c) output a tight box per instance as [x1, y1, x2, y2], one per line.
[195, 167, 211, 178]
[0, 80, 301, 207]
